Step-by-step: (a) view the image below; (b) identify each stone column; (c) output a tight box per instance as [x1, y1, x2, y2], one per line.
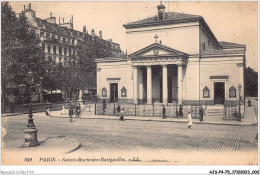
[147, 66, 152, 104]
[139, 69, 144, 103]
[177, 64, 183, 105]
[162, 65, 168, 105]
[133, 66, 138, 104]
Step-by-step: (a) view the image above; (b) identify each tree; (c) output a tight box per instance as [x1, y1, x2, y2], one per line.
[1, 2, 49, 107]
[245, 67, 258, 97]
[55, 37, 113, 101]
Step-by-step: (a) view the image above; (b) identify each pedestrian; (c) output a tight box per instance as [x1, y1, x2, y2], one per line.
[61, 104, 66, 115]
[187, 111, 192, 128]
[119, 108, 125, 121]
[179, 105, 183, 117]
[45, 107, 50, 117]
[75, 104, 81, 117]
[116, 104, 121, 117]
[199, 106, 204, 121]
[102, 99, 106, 115]
[69, 105, 73, 122]
[162, 105, 167, 119]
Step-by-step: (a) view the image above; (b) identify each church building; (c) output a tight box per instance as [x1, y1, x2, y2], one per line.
[96, 3, 245, 109]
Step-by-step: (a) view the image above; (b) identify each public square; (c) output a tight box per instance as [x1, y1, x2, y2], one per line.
[1, 112, 258, 165]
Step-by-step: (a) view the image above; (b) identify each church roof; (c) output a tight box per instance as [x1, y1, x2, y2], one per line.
[219, 41, 246, 49]
[123, 12, 202, 28]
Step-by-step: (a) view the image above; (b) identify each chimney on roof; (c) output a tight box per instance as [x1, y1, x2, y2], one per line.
[59, 17, 60, 24]
[83, 25, 86, 33]
[91, 29, 95, 36]
[99, 31, 102, 39]
[24, 5, 25, 11]
[71, 15, 73, 29]
[46, 13, 56, 24]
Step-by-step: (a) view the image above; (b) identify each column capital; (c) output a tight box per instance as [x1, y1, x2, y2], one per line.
[176, 63, 184, 67]
[161, 64, 168, 68]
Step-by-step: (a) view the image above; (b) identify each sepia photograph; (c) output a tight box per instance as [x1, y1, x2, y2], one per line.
[1, 0, 259, 173]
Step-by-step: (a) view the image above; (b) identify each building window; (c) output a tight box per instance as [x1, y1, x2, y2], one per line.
[64, 48, 67, 56]
[229, 86, 236, 98]
[203, 86, 210, 98]
[59, 47, 62, 55]
[63, 38, 66, 44]
[69, 49, 71, 57]
[68, 39, 70, 44]
[40, 31, 44, 38]
[53, 45, 56, 54]
[102, 87, 107, 97]
[47, 44, 51, 53]
[42, 43, 45, 52]
[121, 87, 127, 97]
[72, 49, 75, 57]
[72, 40, 74, 45]
[202, 42, 206, 51]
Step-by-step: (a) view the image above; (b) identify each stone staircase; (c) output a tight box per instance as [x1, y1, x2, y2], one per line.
[206, 105, 224, 118]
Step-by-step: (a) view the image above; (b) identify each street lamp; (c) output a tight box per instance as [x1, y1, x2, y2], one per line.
[237, 84, 242, 121]
[23, 71, 40, 147]
[113, 86, 116, 115]
[175, 86, 179, 117]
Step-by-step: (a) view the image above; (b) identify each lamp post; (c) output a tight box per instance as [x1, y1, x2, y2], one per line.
[113, 86, 116, 115]
[237, 84, 242, 121]
[175, 86, 179, 117]
[23, 71, 40, 147]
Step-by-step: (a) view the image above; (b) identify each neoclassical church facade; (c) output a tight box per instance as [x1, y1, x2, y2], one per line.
[96, 3, 245, 107]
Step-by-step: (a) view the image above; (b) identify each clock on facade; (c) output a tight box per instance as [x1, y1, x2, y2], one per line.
[153, 48, 159, 55]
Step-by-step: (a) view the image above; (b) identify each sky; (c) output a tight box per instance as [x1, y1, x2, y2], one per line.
[9, 1, 258, 71]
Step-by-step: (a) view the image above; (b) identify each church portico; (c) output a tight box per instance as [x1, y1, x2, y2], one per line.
[132, 63, 185, 106]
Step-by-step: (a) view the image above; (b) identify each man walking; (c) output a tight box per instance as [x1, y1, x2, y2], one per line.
[162, 105, 166, 119]
[69, 105, 73, 122]
[199, 106, 204, 121]
[116, 104, 121, 117]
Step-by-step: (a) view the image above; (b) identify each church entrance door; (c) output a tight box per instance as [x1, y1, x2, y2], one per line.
[110, 83, 118, 103]
[214, 82, 225, 104]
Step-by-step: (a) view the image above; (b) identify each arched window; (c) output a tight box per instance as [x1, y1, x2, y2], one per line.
[121, 87, 127, 97]
[229, 86, 236, 98]
[102, 87, 107, 97]
[203, 86, 210, 98]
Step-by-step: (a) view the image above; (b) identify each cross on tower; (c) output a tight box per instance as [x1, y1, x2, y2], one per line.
[154, 34, 158, 43]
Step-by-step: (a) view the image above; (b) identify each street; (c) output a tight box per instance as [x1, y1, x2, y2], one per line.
[1, 112, 258, 165]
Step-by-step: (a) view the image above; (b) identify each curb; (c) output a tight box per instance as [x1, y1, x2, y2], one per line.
[65, 142, 81, 154]
[76, 116, 257, 126]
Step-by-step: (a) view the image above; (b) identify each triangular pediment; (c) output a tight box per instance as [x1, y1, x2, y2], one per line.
[129, 43, 188, 58]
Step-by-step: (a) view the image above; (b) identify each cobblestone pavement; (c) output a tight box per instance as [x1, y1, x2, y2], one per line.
[2, 112, 257, 154]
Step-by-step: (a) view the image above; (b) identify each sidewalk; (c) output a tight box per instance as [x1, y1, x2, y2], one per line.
[2, 136, 81, 155]
[45, 106, 257, 126]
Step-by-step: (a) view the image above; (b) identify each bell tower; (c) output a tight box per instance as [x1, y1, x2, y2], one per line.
[157, 1, 166, 20]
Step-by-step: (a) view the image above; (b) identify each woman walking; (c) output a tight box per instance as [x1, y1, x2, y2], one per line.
[187, 111, 192, 128]
[119, 108, 125, 121]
